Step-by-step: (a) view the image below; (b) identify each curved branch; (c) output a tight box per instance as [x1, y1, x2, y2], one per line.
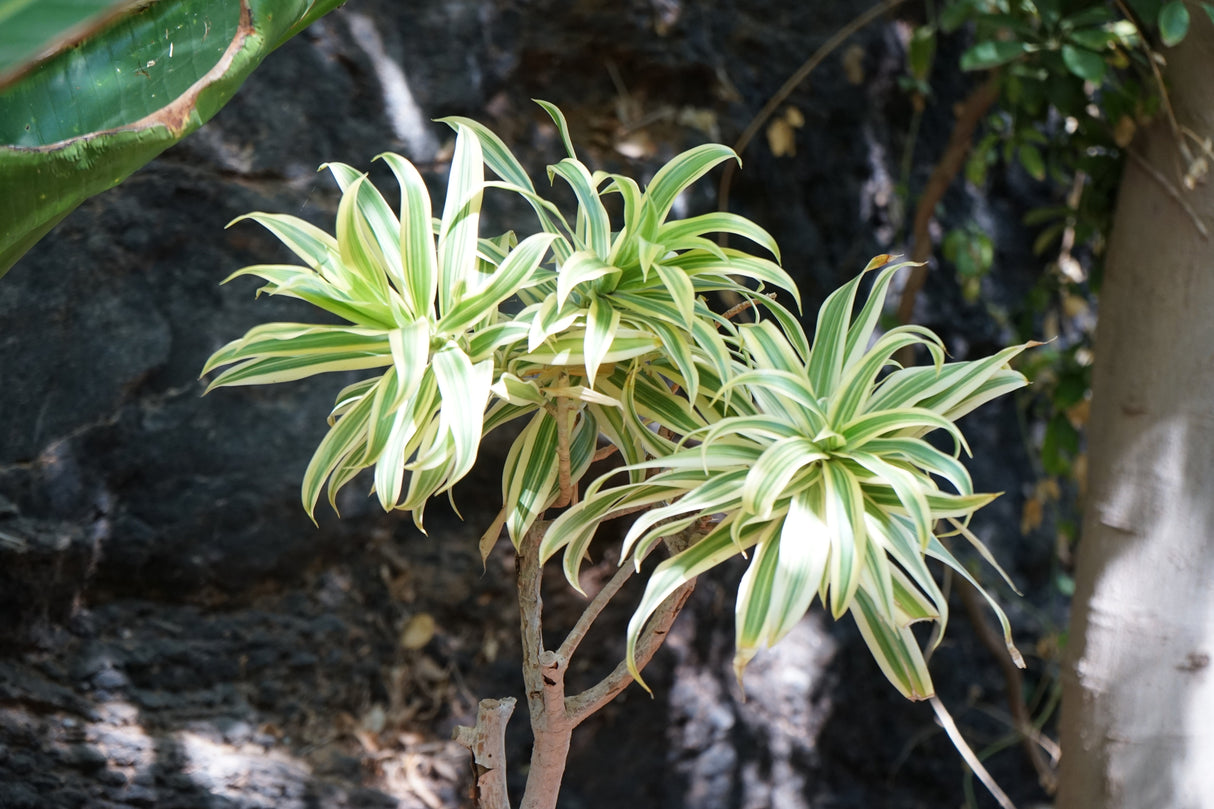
[717, 0, 908, 220]
[894, 73, 1001, 330]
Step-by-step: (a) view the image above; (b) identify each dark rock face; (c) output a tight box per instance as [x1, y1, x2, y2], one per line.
[0, 2, 1057, 808]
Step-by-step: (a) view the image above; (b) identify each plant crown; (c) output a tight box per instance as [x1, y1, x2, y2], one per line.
[204, 102, 1031, 699]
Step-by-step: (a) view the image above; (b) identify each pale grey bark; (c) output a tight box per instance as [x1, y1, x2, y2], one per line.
[1058, 15, 1214, 808]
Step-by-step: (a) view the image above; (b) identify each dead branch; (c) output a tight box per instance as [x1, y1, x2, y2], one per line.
[452, 698, 517, 809]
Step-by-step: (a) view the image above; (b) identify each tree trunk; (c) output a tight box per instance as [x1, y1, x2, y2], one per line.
[1058, 16, 1214, 809]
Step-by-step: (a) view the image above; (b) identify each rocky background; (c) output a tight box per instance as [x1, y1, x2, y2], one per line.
[0, 1, 1066, 807]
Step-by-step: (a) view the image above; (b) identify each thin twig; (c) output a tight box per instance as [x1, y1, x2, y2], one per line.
[591, 443, 619, 462]
[930, 696, 1019, 809]
[565, 577, 696, 726]
[957, 579, 1058, 794]
[717, 0, 908, 220]
[1114, 0, 1187, 159]
[557, 553, 638, 662]
[564, 525, 701, 726]
[720, 292, 777, 323]
[1127, 147, 1210, 238]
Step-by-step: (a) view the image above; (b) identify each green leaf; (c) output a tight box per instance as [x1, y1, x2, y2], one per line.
[830, 326, 944, 423]
[582, 294, 621, 383]
[667, 248, 802, 311]
[202, 322, 390, 376]
[927, 535, 1024, 667]
[620, 471, 749, 560]
[1018, 143, 1047, 182]
[302, 386, 376, 520]
[742, 437, 828, 520]
[325, 161, 404, 290]
[229, 213, 341, 278]
[549, 158, 611, 258]
[733, 492, 829, 683]
[204, 349, 393, 390]
[841, 261, 912, 370]
[0, 0, 346, 277]
[842, 407, 964, 452]
[377, 152, 439, 319]
[627, 518, 774, 690]
[441, 232, 556, 335]
[1060, 44, 1106, 82]
[502, 409, 561, 546]
[535, 98, 578, 160]
[845, 450, 933, 548]
[1204, 3, 1214, 27]
[520, 329, 659, 368]
[908, 25, 936, 81]
[1159, 0, 1190, 46]
[807, 268, 867, 395]
[851, 588, 934, 700]
[333, 173, 393, 305]
[556, 251, 619, 308]
[643, 143, 739, 225]
[960, 40, 1029, 71]
[431, 341, 493, 487]
[823, 462, 867, 617]
[369, 321, 432, 508]
[1063, 6, 1114, 29]
[939, 0, 974, 32]
[437, 124, 485, 314]
[1066, 27, 1115, 52]
[656, 211, 781, 262]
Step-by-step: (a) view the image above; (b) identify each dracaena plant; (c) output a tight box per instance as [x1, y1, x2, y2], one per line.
[204, 102, 1032, 809]
[544, 257, 1034, 699]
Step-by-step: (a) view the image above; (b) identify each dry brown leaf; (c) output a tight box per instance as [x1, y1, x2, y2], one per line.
[401, 613, 437, 650]
[766, 107, 804, 158]
[1066, 398, 1091, 429]
[1113, 115, 1136, 148]
[842, 44, 866, 85]
[1021, 495, 1044, 534]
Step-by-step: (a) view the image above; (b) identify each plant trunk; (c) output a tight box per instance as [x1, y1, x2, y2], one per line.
[1057, 15, 1214, 808]
[519, 664, 574, 809]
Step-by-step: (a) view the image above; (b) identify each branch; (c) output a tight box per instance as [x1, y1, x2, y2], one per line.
[717, 0, 909, 221]
[517, 521, 551, 702]
[516, 521, 576, 809]
[564, 526, 701, 727]
[895, 72, 1002, 331]
[452, 698, 517, 809]
[720, 292, 777, 324]
[564, 577, 696, 727]
[556, 552, 637, 662]
[551, 392, 576, 509]
[957, 579, 1058, 794]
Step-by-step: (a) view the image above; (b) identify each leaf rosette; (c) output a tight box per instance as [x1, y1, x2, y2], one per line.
[203, 103, 798, 545]
[544, 258, 1034, 699]
[203, 123, 557, 528]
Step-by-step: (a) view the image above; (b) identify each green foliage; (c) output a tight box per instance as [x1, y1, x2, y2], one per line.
[205, 103, 1030, 702]
[902, 0, 1210, 541]
[943, 224, 995, 301]
[0, 0, 347, 277]
[0, 0, 126, 78]
[545, 259, 1030, 698]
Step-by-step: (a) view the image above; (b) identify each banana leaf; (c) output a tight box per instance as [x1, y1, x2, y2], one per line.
[0, 0, 347, 278]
